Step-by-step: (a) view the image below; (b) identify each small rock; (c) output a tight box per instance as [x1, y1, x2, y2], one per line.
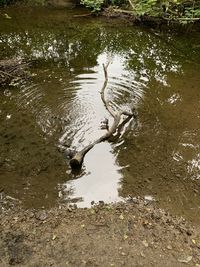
[142, 240, 149, 248]
[35, 210, 48, 221]
[167, 245, 172, 250]
[67, 207, 72, 212]
[178, 255, 192, 263]
[119, 214, 124, 220]
[186, 229, 193, 236]
[52, 234, 57, 240]
[143, 220, 149, 226]
[90, 209, 95, 214]
[124, 234, 128, 240]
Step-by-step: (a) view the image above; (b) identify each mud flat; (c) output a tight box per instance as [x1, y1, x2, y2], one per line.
[1, 197, 200, 266]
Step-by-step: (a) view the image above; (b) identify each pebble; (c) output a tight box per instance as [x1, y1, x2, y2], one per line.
[142, 240, 149, 248]
[178, 256, 192, 263]
[167, 245, 172, 250]
[35, 210, 48, 221]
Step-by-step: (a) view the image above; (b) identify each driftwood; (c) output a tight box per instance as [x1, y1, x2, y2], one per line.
[0, 59, 29, 87]
[69, 62, 135, 169]
[73, 13, 91, 17]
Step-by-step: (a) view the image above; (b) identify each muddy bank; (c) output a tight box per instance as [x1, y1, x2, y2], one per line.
[1, 198, 200, 266]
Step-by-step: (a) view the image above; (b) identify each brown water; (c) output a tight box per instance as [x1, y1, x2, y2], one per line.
[0, 7, 200, 222]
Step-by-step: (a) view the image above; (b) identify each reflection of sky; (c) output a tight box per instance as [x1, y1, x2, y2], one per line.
[188, 153, 200, 180]
[58, 53, 145, 206]
[60, 143, 123, 207]
[59, 53, 145, 148]
[173, 128, 200, 181]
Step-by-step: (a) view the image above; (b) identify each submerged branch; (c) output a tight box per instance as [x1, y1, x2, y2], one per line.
[0, 59, 29, 86]
[69, 62, 135, 169]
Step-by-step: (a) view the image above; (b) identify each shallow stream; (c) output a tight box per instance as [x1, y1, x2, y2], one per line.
[0, 7, 200, 222]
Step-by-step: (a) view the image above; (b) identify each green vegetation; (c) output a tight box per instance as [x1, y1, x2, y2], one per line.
[81, 0, 200, 23]
[1, 0, 200, 23]
[130, 0, 200, 21]
[0, 0, 46, 6]
[80, 0, 104, 13]
[0, 0, 15, 6]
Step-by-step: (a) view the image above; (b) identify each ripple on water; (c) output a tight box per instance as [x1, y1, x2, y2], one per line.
[108, 74, 145, 112]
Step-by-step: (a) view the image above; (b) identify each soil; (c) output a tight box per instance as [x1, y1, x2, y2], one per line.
[1, 196, 200, 267]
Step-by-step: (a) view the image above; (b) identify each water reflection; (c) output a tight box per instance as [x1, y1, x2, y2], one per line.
[0, 7, 200, 221]
[59, 143, 123, 207]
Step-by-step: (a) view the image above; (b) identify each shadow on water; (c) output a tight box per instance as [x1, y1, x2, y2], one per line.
[0, 7, 200, 222]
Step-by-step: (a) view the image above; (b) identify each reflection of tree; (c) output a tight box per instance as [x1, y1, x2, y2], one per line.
[0, 20, 186, 82]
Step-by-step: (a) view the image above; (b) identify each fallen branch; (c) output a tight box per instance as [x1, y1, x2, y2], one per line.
[69, 62, 135, 169]
[0, 59, 29, 86]
[127, 0, 135, 11]
[0, 69, 18, 78]
[73, 13, 91, 17]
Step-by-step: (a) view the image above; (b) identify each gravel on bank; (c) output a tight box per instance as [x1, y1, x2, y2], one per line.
[1, 197, 200, 267]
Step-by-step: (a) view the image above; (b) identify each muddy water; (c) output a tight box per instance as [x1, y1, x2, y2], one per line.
[0, 7, 200, 222]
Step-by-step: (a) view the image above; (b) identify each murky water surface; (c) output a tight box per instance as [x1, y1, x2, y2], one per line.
[0, 7, 200, 222]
